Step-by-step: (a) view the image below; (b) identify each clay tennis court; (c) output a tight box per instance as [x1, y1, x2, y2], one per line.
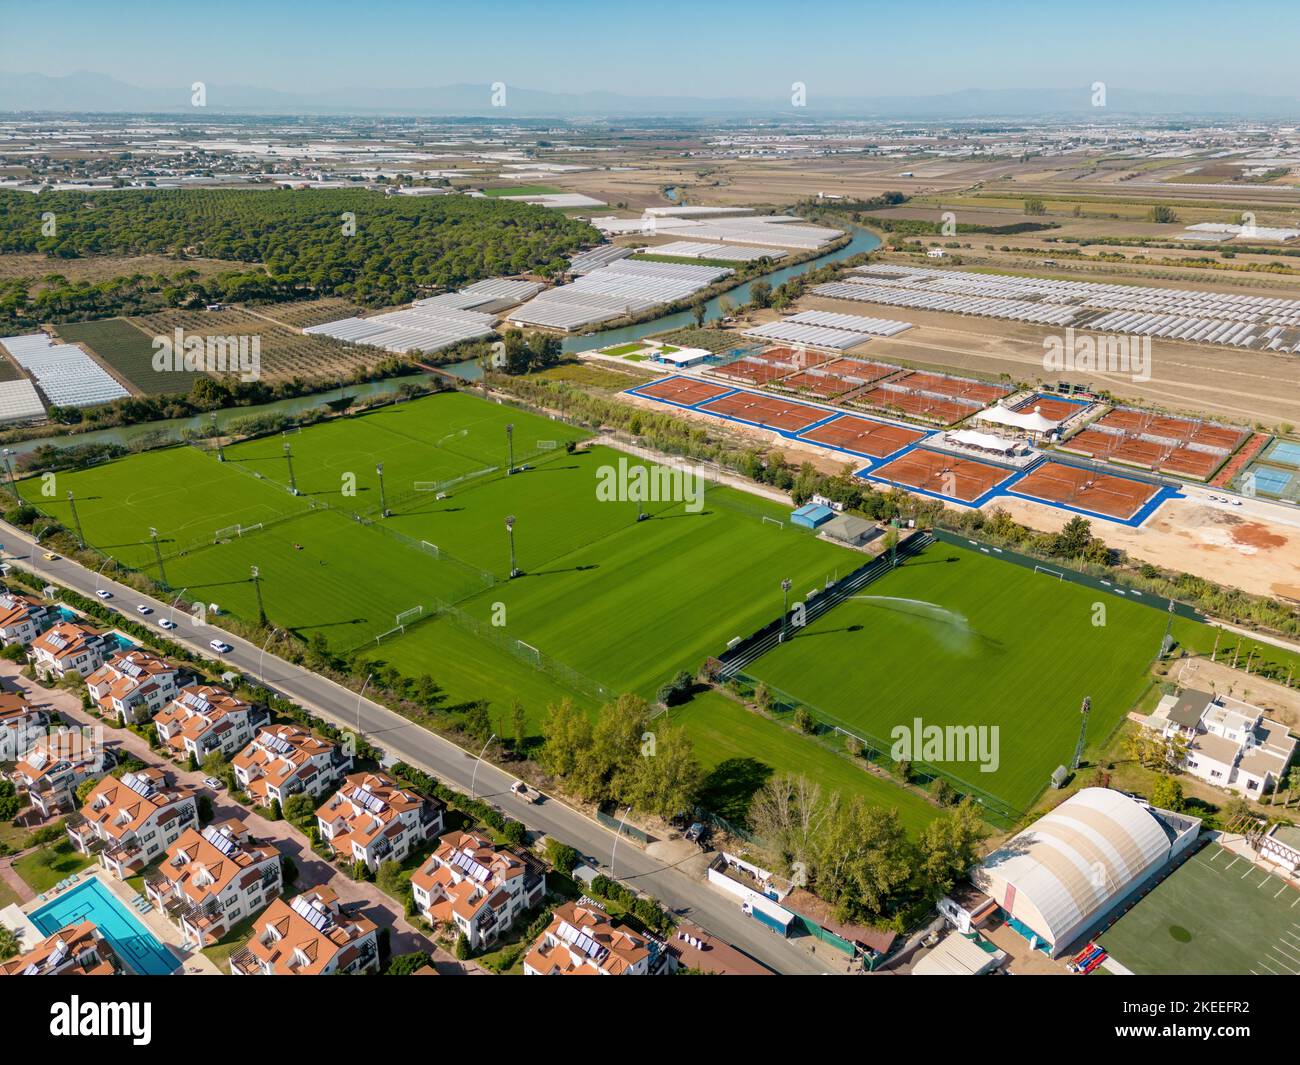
[859, 386, 977, 425]
[778, 371, 856, 398]
[1013, 461, 1161, 520]
[699, 391, 828, 432]
[817, 358, 896, 384]
[1013, 393, 1083, 423]
[891, 370, 1011, 405]
[1094, 409, 1247, 451]
[800, 414, 926, 458]
[709, 359, 795, 385]
[870, 447, 1012, 502]
[749, 346, 836, 368]
[638, 377, 734, 405]
[1066, 427, 1224, 480]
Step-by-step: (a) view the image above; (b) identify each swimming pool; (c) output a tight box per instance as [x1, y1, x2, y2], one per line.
[29, 878, 179, 975]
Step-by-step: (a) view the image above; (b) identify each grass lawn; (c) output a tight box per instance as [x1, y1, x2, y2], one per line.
[0, 877, 20, 910]
[748, 545, 1170, 813]
[600, 342, 648, 357]
[668, 688, 939, 834]
[13, 840, 95, 894]
[1098, 842, 1300, 975]
[201, 913, 259, 974]
[482, 185, 562, 198]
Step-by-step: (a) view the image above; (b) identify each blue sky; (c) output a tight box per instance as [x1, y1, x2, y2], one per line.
[4, 0, 1298, 99]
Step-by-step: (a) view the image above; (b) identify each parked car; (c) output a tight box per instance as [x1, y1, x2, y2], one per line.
[136, 605, 152, 615]
[684, 821, 709, 846]
[159, 618, 177, 630]
[95, 589, 112, 600]
[209, 639, 232, 654]
[202, 776, 225, 791]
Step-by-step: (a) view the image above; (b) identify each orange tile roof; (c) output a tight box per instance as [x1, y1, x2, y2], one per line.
[241, 888, 377, 975]
[524, 902, 651, 976]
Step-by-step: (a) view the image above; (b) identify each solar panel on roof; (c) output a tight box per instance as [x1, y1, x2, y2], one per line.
[121, 771, 156, 798]
[201, 824, 238, 856]
[261, 732, 295, 755]
[450, 848, 491, 883]
[350, 785, 387, 814]
[290, 893, 334, 932]
[557, 920, 608, 961]
[181, 691, 212, 713]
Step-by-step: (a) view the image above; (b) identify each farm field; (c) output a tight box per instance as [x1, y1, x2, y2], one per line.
[668, 689, 939, 834]
[746, 544, 1169, 813]
[1098, 843, 1300, 975]
[55, 317, 200, 395]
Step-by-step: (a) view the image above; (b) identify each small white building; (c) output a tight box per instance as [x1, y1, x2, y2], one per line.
[650, 346, 712, 369]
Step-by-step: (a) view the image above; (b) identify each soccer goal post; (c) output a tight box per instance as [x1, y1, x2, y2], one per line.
[214, 523, 241, 542]
[537, 440, 558, 451]
[1034, 564, 1065, 580]
[516, 640, 542, 666]
[419, 540, 440, 558]
[761, 516, 784, 529]
[395, 605, 423, 627]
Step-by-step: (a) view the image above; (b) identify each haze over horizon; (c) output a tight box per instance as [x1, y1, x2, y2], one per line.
[3, 0, 1299, 112]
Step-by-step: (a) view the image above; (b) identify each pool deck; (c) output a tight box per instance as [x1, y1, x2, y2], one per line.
[2, 865, 219, 975]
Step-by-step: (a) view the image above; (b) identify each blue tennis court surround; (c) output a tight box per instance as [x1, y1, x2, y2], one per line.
[1266, 440, 1300, 468]
[30, 877, 179, 975]
[1251, 467, 1293, 495]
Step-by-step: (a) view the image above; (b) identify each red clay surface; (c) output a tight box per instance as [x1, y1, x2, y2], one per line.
[1065, 427, 1223, 480]
[638, 377, 734, 405]
[1013, 461, 1160, 520]
[1093, 409, 1247, 451]
[859, 387, 976, 425]
[778, 371, 856, 398]
[817, 358, 896, 384]
[799, 415, 927, 457]
[698, 391, 828, 432]
[870, 447, 1011, 502]
[750, 346, 836, 368]
[1013, 394, 1083, 423]
[709, 359, 794, 385]
[891, 370, 1011, 405]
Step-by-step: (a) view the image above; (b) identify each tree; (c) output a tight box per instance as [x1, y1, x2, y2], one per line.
[1150, 773, 1184, 812]
[510, 698, 528, 753]
[914, 802, 987, 899]
[0, 779, 21, 822]
[539, 699, 591, 780]
[385, 951, 431, 975]
[1024, 198, 1046, 215]
[283, 792, 316, 824]
[626, 724, 703, 819]
[812, 798, 912, 923]
[0, 925, 20, 960]
[691, 298, 706, 327]
[1052, 515, 1094, 558]
[453, 932, 471, 960]
[749, 774, 835, 875]
[1147, 205, 1178, 224]
[748, 281, 772, 309]
[268, 797, 283, 821]
[545, 837, 579, 875]
[376, 860, 405, 897]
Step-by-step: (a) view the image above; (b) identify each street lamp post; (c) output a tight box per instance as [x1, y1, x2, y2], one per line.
[356, 673, 372, 737]
[470, 733, 496, 800]
[610, 806, 633, 880]
[258, 627, 282, 690]
[505, 515, 520, 578]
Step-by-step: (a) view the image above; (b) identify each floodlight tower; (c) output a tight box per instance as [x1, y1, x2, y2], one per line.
[780, 578, 793, 642]
[505, 515, 520, 578]
[149, 527, 168, 588]
[376, 463, 389, 517]
[1, 449, 15, 490]
[1071, 696, 1091, 771]
[1160, 597, 1176, 659]
[283, 441, 298, 495]
[251, 564, 267, 625]
[66, 491, 86, 549]
[505, 423, 515, 475]
[212, 413, 225, 461]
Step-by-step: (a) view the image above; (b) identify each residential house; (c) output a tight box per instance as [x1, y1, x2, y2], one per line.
[0, 590, 57, 647]
[154, 683, 257, 763]
[523, 900, 670, 975]
[410, 830, 545, 949]
[67, 767, 199, 879]
[29, 620, 109, 682]
[145, 819, 282, 948]
[0, 921, 118, 976]
[315, 771, 444, 873]
[86, 649, 182, 726]
[10, 726, 106, 818]
[0, 691, 47, 763]
[230, 886, 379, 975]
[233, 724, 351, 806]
[1146, 689, 1297, 798]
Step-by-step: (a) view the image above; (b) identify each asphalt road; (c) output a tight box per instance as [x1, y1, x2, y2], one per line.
[2, 524, 834, 975]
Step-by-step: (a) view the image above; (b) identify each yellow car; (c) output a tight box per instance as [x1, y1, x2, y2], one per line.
[42, 552, 58, 561]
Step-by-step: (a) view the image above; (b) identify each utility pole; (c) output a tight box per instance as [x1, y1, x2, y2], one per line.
[212, 413, 224, 461]
[1, 449, 15, 490]
[781, 578, 793, 642]
[505, 515, 520, 578]
[1072, 696, 1091, 771]
[376, 463, 389, 517]
[505, 423, 515, 475]
[66, 490, 86, 549]
[251, 565, 267, 625]
[283, 440, 298, 495]
[149, 527, 167, 588]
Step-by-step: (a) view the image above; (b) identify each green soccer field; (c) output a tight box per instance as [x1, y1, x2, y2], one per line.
[746, 545, 1169, 813]
[1098, 843, 1300, 975]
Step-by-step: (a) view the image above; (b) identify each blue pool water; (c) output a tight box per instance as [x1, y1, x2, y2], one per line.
[30, 878, 179, 975]
[1268, 441, 1300, 468]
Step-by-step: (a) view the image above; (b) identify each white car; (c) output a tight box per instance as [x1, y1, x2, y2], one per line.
[136, 604, 152, 616]
[95, 589, 112, 600]
[1230, 498, 1242, 506]
[202, 776, 225, 791]
[510, 781, 539, 803]
[209, 639, 232, 654]
[159, 618, 177, 630]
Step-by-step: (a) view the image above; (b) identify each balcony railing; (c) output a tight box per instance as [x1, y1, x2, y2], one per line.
[228, 947, 262, 975]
